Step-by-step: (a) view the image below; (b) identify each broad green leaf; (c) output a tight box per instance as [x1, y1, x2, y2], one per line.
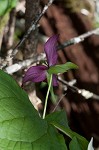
[46, 111, 88, 149]
[48, 62, 78, 74]
[69, 137, 82, 150]
[46, 110, 69, 129]
[0, 70, 47, 149]
[33, 125, 67, 150]
[51, 122, 88, 150]
[0, 70, 67, 150]
[0, 0, 17, 16]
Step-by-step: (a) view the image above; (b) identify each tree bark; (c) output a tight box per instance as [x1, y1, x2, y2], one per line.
[23, 0, 41, 109]
[24, 0, 40, 59]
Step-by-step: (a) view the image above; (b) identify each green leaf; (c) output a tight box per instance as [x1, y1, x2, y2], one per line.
[0, 0, 17, 16]
[0, 70, 67, 150]
[69, 137, 82, 150]
[46, 110, 69, 129]
[46, 111, 88, 149]
[51, 122, 88, 150]
[33, 125, 67, 150]
[48, 62, 78, 74]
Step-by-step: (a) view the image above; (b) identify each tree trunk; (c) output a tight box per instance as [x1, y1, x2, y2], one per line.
[24, 0, 40, 59]
[23, 0, 41, 110]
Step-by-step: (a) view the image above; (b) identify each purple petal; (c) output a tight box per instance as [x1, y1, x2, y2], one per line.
[22, 65, 48, 84]
[52, 75, 58, 86]
[44, 35, 59, 67]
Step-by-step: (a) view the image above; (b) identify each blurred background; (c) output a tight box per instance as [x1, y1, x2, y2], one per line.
[0, 0, 99, 148]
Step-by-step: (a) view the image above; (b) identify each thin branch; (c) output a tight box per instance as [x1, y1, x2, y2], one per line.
[52, 93, 67, 112]
[1, 26, 99, 69]
[2, 27, 99, 69]
[4, 54, 99, 101]
[4, 53, 46, 74]
[3, 26, 99, 71]
[57, 28, 99, 50]
[58, 77, 99, 100]
[9, 0, 54, 59]
[0, 0, 54, 69]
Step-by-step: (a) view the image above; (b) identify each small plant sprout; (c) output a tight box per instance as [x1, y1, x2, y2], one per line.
[22, 35, 78, 119]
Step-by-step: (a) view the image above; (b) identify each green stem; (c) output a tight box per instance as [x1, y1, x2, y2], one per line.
[43, 74, 52, 119]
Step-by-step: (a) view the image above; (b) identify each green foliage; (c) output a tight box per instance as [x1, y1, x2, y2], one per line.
[46, 110, 88, 150]
[48, 62, 78, 74]
[0, 70, 89, 149]
[46, 110, 69, 129]
[51, 122, 88, 150]
[69, 137, 82, 150]
[0, 70, 67, 150]
[0, 0, 17, 16]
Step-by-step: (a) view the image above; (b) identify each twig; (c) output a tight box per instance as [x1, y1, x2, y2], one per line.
[4, 54, 99, 101]
[58, 77, 99, 100]
[57, 28, 99, 50]
[1, 26, 99, 69]
[3, 27, 99, 72]
[0, 0, 54, 69]
[4, 53, 46, 74]
[52, 93, 67, 112]
[8, 0, 55, 59]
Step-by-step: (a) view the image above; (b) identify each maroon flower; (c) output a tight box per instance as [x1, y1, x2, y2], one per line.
[22, 35, 59, 86]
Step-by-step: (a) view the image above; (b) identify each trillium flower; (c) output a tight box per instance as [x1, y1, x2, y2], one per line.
[22, 35, 59, 86]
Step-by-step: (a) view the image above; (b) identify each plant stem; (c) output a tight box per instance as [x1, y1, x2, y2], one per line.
[43, 74, 52, 119]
